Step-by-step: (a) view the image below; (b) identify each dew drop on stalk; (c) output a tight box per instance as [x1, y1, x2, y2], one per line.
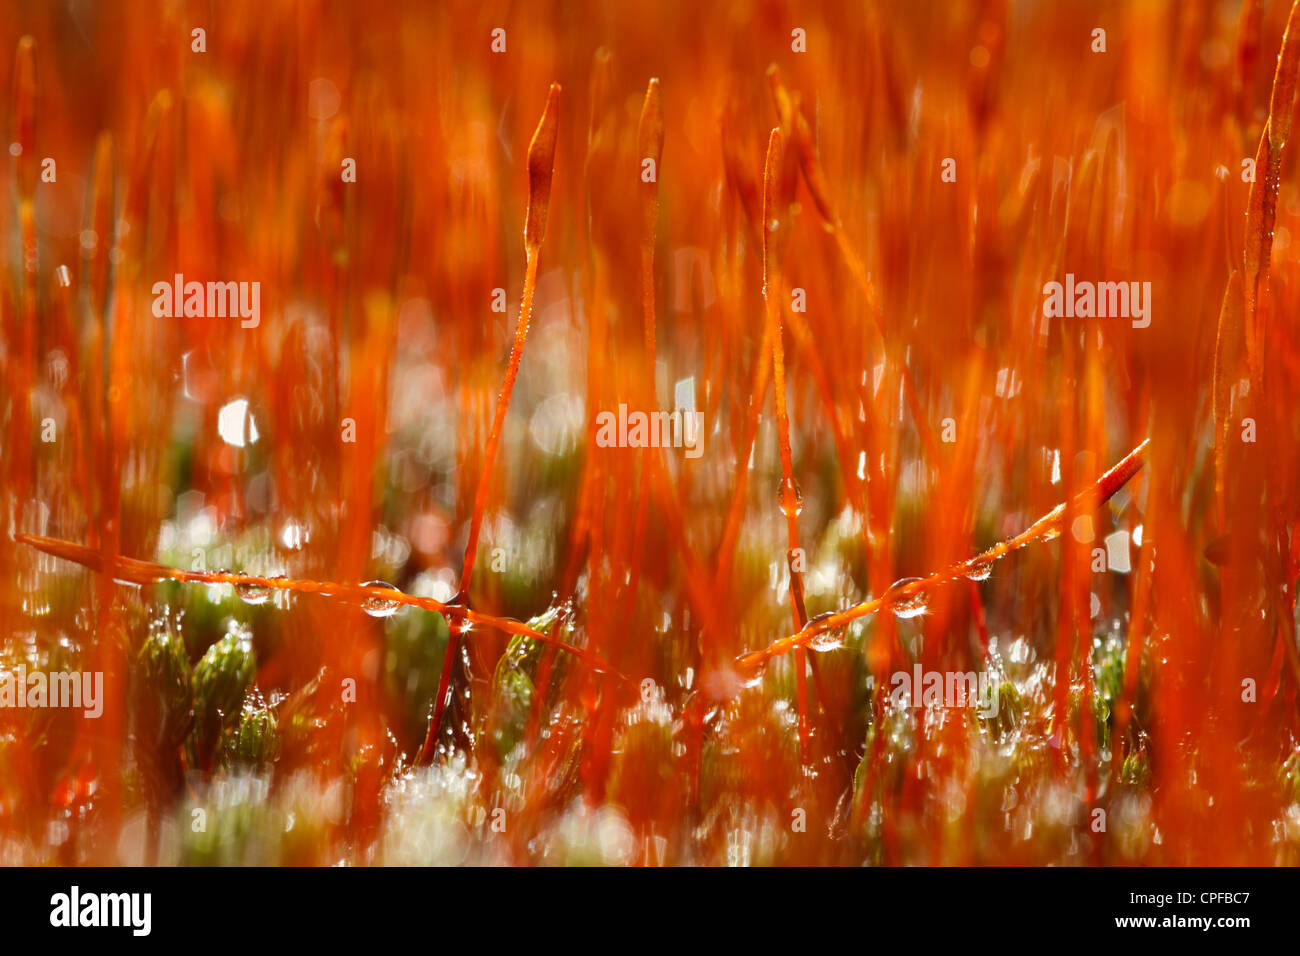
[964, 560, 992, 582]
[235, 580, 271, 605]
[777, 477, 804, 516]
[807, 630, 843, 652]
[804, 610, 843, 652]
[885, 577, 928, 619]
[361, 580, 402, 617]
[205, 568, 235, 601]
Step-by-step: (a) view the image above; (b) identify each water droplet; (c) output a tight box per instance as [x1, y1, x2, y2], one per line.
[236, 580, 271, 605]
[885, 577, 928, 619]
[808, 631, 843, 653]
[964, 560, 992, 582]
[894, 599, 928, 620]
[777, 477, 804, 517]
[361, 580, 402, 618]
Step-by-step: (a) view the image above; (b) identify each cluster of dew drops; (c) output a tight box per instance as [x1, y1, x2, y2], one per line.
[227, 576, 404, 618]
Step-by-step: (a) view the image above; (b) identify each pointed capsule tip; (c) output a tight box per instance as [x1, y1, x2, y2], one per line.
[525, 85, 562, 249]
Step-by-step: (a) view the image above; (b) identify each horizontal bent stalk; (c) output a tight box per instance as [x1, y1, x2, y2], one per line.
[15, 533, 614, 675]
[736, 438, 1150, 671]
